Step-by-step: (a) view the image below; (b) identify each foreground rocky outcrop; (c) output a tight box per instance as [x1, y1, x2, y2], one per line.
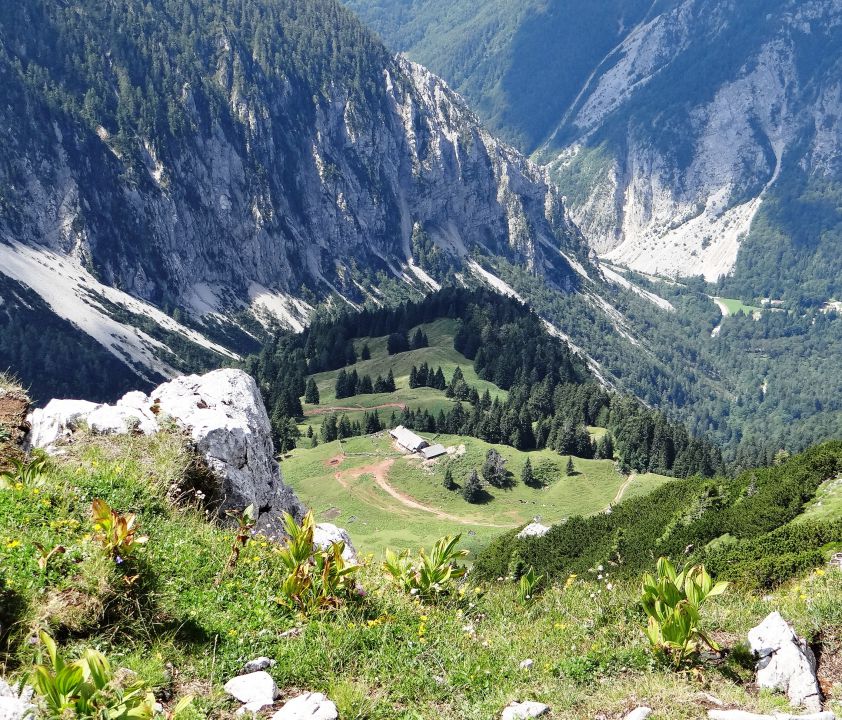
[26, 369, 319, 539]
[748, 612, 823, 713]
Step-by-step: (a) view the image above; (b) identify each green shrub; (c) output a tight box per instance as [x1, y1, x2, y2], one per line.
[517, 567, 543, 605]
[32, 631, 156, 720]
[91, 499, 148, 560]
[383, 535, 468, 599]
[276, 511, 360, 614]
[640, 557, 728, 667]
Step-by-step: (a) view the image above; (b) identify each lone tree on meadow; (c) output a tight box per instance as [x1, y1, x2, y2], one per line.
[522, 457, 539, 488]
[482, 448, 511, 488]
[361, 343, 371, 360]
[566, 456, 575, 476]
[443, 467, 457, 491]
[462, 469, 483, 503]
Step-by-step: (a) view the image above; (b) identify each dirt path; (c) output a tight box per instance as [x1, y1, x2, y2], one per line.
[308, 402, 406, 416]
[710, 297, 730, 337]
[334, 457, 510, 527]
[610, 473, 637, 508]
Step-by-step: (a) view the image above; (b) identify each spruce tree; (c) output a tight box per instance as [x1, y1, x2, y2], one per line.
[443, 467, 457, 491]
[361, 343, 371, 360]
[305, 378, 320, 405]
[522, 457, 537, 488]
[386, 368, 396, 392]
[566, 456, 575, 476]
[463, 469, 483, 503]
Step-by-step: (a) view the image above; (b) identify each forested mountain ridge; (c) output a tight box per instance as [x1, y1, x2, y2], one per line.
[0, 0, 590, 397]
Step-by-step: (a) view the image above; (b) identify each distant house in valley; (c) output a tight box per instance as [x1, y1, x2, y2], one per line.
[420, 444, 447, 460]
[389, 425, 429, 453]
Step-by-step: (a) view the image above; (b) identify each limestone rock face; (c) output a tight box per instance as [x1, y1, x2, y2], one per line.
[28, 399, 102, 449]
[748, 612, 822, 712]
[26, 369, 307, 534]
[151, 370, 304, 525]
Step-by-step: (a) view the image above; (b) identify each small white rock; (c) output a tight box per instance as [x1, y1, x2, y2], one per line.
[223, 671, 278, 711]
[501, 700, 549, 720]
[271, 692, 338, 720]
[0, 680, 36, 720]
[624, 708, 653, 720]
[518, 659, 534, 671]
[244, 657, 276, 673]
[313, 523, 357, 562]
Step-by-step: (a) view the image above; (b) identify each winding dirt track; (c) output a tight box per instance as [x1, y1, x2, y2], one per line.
[610, 473, 637, 507]
[334, 457, 510, 528]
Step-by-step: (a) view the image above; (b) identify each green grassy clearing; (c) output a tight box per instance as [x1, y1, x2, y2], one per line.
[796, 474, 842, 523]
[714, 297, 762, 316]
[2, 432, 841, 720]
[282, 433, 671, 558]
[300, 319, 506, 433]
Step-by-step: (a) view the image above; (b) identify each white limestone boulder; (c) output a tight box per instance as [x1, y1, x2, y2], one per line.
[313, 523, 357, 562]
[0, 680, 36, 720]
[748, 612, 822, 712]
[151, 369, 304, 524]
[624, 708, 653, 720]
[271, 692, 338, 720]
[223, 671, 278, 713]
[517, 523, 550, 539]
[27, 399, 102, 449]
[501, 700, 549, 720]
[26, 369, 307, 536]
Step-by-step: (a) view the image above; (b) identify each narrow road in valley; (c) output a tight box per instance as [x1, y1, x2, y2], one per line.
[334, 457, 510, 527]
[308, 402, 407, 416]
[609, 473, 637, 508]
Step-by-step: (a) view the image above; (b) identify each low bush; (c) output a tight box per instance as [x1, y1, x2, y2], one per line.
[383, 535, 468, 599]
[640, 557, 728, 667]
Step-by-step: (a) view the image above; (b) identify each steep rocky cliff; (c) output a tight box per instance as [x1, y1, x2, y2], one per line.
[541, 0, 842, 284]
[0, 0, 588, 391]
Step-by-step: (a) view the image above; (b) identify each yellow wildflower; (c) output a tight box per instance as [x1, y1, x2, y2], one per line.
[5, 540, 20, 549]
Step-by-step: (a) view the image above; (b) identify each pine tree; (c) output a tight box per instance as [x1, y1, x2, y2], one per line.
[338, 414, 353, 439]
[386, 368, 396, 392]
[522, 457, 538, 488]
[358, 374, 373, 394]
[482, 448, 509, 488]
[596, 433, 614, 460]
[409, 366, 418, 389]
[462, 469, 483, 503]
[304, 378, 320, 404]
[321, 414, 338, 443]
[361, 343, 371, 360]
[566, 456, 575, 476]
[443, 467, 457, 491]
[335, 369, 348, 399]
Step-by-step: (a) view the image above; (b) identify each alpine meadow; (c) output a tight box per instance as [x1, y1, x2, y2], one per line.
[0, 1, 841, 720]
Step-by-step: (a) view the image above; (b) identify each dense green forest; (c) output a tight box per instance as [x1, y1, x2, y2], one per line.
[475, 440, 842, 589]
[247, 288, 723, 477]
